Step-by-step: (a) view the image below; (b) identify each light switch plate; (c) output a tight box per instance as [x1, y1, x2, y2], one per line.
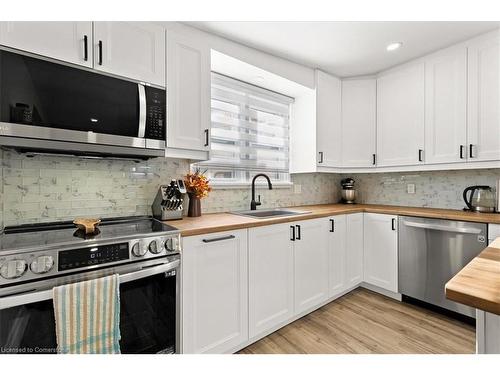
[407, 183, 416, 194]
[294, 184, 302, 194]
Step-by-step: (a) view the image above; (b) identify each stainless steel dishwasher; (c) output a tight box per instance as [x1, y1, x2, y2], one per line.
[398, 216, 488, 318]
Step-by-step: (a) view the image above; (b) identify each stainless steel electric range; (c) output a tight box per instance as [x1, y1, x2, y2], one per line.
[0, 216, 181, 354]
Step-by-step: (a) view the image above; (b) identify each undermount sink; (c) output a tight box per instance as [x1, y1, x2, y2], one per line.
[231, 208, 310, 219]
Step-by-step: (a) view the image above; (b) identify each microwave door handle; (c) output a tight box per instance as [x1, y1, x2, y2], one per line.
[138, 83, 146, 138]
[0, 260, 179, 311]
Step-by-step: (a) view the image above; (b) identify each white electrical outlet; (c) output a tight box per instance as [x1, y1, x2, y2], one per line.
[294, 184, 302, 194]
[407, 183, 416, 194]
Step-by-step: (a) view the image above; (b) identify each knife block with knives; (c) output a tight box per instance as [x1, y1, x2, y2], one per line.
[152, 179, 187, 220]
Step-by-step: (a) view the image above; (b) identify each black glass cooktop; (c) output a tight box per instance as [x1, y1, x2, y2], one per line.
[0, 216, 179, 253]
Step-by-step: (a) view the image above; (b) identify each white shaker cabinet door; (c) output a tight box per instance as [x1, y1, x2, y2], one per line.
[328, 215, 347, 298]
[345, 213, 364, 288]
[341, 79, 377, 167]
[293, 218, 330, 314]
[316, 70, 342, 167]
[0, 21, 93, 68]
[363, 213, 398, 293]
[248, 223, 294, 339]
[93, 22, 165, 86]
[166, 30, 211, 152]
[424, 45, 467, 164]
[467, 31, 500, 162]
[377, 62, 425, 167]
[182, 230, 248, 354]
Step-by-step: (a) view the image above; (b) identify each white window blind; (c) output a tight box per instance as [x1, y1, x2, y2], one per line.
[198, 72, 293, 185]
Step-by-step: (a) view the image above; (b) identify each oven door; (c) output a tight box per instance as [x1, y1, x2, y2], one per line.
[0, 259, 179, 354]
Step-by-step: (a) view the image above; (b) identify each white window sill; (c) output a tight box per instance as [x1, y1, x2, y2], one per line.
[209, 182, 293, 190]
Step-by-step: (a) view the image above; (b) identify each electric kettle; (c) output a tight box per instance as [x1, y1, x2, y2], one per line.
[463, 185, 496, 213]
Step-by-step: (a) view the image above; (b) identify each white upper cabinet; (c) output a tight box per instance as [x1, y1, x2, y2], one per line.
[248, 223, 294, 339]
[467, 31, 500, 162]
[166, 30, 211, 152]
[316, 70, 342, 167]
[93, 22, 165, 86]
[424, 45, 467, 164]
[341, 79, 377, 167]
[377, 62, 425, 167]
[0, 22, 93, 68]
[293, 218, 330, 314]
[182, 230, 248, 354]
[363, 213, 398, 293]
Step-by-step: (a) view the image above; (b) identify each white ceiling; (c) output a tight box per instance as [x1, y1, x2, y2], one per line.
[188, 22, 500, 77]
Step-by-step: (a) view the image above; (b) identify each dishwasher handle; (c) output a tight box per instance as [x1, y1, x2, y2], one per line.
[402, 220, 483, 234]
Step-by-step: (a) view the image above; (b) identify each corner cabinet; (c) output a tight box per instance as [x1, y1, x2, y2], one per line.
[467, 31, 500, 162]
[363, 213, 398, 293]
[341, 79, 377, 167]
[0, 21, 93, 68]
[328, 215, 347, 297]
[376, 62, 425, 167]
[166, 30, 211, 157]
[345, 213, 364, 288]
[182, 230, 248, 354]
[93, 22, 165, 86]
[316, 70, 342, 167]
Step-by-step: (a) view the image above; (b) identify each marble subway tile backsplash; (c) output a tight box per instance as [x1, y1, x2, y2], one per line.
[345, 169, 500, 210]
[0, 150, 339, 227]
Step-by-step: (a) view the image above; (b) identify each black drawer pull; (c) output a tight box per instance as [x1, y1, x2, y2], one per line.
[329, 219, 335, 232]
[418, 149, 423, 162]
[83, 35, 88, 61]
[318, 151, 323, 164]
[295, 225, 301, 240]
[392, 218, 396, 231]
[372, 154, 376, 165]
[202, 235, 235, 243]
[98, 40, 103, 65]
[290, 226, 295, 241]
[459, 145, 465, 159]
[469, 144, 474, 158]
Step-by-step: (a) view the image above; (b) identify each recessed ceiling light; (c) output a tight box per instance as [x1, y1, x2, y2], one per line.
[386, 42, 403, 51]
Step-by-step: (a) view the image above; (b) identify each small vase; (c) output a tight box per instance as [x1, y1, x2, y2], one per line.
[187, 193, 202, 217]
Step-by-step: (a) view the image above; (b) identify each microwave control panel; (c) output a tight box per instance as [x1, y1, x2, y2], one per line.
[145, 86, 166, 140]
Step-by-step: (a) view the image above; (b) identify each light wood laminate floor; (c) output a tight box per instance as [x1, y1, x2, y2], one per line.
[239, 288, 475, 354]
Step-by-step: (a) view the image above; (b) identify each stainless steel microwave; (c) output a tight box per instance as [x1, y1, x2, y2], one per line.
[0, 49, 166, 159]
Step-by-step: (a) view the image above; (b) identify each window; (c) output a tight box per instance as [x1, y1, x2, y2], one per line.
[196, 72, 293, 185]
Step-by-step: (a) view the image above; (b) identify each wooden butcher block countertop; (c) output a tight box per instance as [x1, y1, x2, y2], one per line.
[446, 238, 500, 315]
[168, 203, 500, 237]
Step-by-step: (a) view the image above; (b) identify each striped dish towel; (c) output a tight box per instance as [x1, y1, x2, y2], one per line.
[53, 274, 121, 354]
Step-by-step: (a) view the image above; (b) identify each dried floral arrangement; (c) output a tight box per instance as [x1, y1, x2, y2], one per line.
[184, 169, 212, 199]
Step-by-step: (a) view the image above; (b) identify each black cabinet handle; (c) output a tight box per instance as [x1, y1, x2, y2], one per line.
[204, 129, 209, 147]
[83, 35, 88, 61]
[418, 149, 423, 162]
[290, 226, 295, 241]
[391, 218, 396, 231]
[329, 219, 335, 233]
[372, 154, 376, 165]
[295, 225, 301, 240]
[318, 151, 323, 164]
[202, 235, 235, 243]
[460, 145, 465, 159]
[98, 40, 103, 65]
[469, 144, 474, 158]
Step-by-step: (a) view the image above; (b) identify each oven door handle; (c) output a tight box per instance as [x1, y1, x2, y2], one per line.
[0, 260, 179, 310]
[138, 83, 147, 138]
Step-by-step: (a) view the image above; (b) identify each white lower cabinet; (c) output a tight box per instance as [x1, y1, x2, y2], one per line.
[345, 213, 364, 288]
[182, 229, 248, 353]
[248, 223, 295, 339]
[328, 215, 347, 297]
[293, 218, 330, 314]
[363, 213, 398, 293]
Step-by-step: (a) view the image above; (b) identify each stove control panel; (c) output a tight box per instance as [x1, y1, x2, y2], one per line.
[58, 243, 130, 271]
